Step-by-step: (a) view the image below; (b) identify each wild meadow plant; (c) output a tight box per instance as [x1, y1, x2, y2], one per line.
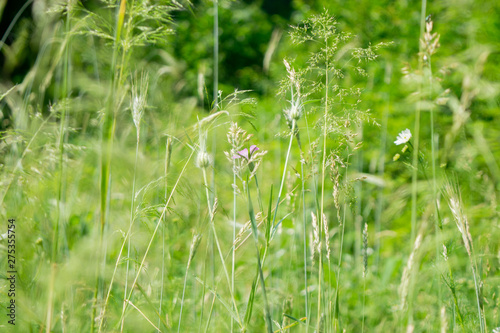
[98, 71, 148, 332]
[87, 0, 176, 329]
[280, 11, 390, 332]
[1, 1, 500, 332]
[444, 180, 486, 332]
[397, 13, 455, 331]
[393, 10, 500, 331]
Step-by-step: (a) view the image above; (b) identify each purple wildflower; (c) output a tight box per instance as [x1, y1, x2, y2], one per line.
[232, 145, 259, 160]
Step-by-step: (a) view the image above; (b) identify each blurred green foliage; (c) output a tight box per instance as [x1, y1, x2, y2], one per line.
[0, 0, 499, 332]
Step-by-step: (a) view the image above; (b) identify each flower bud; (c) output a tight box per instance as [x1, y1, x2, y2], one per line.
[288, 102, 302, 121]
[196, 151, 212, 169]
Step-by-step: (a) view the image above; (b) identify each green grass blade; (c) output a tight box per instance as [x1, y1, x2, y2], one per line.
[247, 180, 273, 333]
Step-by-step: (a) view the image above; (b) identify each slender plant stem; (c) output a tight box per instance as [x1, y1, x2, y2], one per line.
[428, 55, 438, 228]
[426, 31, 445, 326]
[158, 217, 165, 332]
[444, 263, 465, 330]
[301, 161, 309, 332]
[46, 5, 71, 330]
[97, 128, 140, 333]
[317, 35, 329, 333]
[271, 120, 296, 227]
[93, 1, 127, 330]
[406, 0, 426, 329]
[177, 262, 190, 332]
[120, 133, 139, 332]
[158, 138, 171, 332]
[118, 150, 194, 327]
[470, 250, 486, 332]
[247, 180, 273, 333]
[201, 167, 243, 329]
[204, 291, 217, 333]
[213, 0, 218, 108]
[302, 97, 320, 331]
[231, 168, 236, 333]
[362, 275, 366, 333]
[410, 107, 421, 242]
[374, 63, 391, 269]
[211, 3, 219, 327]
[332, 154, 350, 332]
[0, 0, 34, 54]
[410, 0, 427, 244]
[198, 237, 209, 331]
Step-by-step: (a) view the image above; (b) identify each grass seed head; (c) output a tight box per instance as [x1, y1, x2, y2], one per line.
[131, 72, 149, 131]
[311, 212, 321, 263]
[444, 182, 473, 257]
[399, 233, 422, 311]
[187, 234, 202, 269]
[323, 213, 331, 261]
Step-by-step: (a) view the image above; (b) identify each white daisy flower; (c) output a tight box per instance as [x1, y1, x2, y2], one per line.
[394, 129, 412, 145]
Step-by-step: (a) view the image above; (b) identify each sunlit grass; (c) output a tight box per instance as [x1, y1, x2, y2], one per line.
[0, 1, 499, 332]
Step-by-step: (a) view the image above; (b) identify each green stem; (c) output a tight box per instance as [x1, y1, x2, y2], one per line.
[98, 132, 140, 333]
[444, 263, 465, 330]
[177, 263, 191, 332]
[202, 167, 243, 329]
[47, 4, 71, 330]
[158, 138, 171, 331]
[93, 1, 127, 330]
[426, 37, 445, 328]
[204, 292, 217, 333]
[374, 64, 391, 270]
[362, 275, 366, 333]
[247, 180, 273, 333]
[470, 250, 486, 332]
[271, 120, 296, 227]
[301, 161, 309, 332]
[231, 168, 236, 333]
[406, 2, 427, 328]
[198, 238, 209, 331]
[317, 35, 329, 332]
[118, 150, 194, 328]
[119, 131, 139, 332]
[332, 154, 350, 332]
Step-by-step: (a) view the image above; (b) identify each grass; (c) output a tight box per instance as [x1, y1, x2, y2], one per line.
[0, 1, 499, 332]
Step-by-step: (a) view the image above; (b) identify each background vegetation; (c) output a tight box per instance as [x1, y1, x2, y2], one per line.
[0, 0, 499, 332]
